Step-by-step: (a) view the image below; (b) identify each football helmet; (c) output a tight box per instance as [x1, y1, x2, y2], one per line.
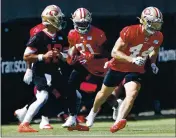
[41, 5, 66, 30]
[71, 8, 92, 34]
[139, 6, 163, 35]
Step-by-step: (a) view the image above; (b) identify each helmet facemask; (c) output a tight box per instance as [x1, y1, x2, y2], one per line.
[71, 8, 92, 34]
[73, 20, 91, 34]
[42, 14, 66, 30]
[141, 17, 163, 35]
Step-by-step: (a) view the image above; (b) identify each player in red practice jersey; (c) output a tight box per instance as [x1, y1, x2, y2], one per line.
[86, 6, 163, 133]
[62, 8, 110, 127]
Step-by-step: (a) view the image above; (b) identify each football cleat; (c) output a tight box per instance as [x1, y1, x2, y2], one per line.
[67, 124, 89, 131]
[14, 105, 28, 122]
[18, 122, 38, 132]
[110, 119, 127, 133]
[77, 115, 86, 123]
[86, 109, 97, 127]
[39, 116, 53, 129]
[57, 111, 68, 122]
[112, 99, 123, 120]
[40, 124, 53, 129]
[62, 115, 76, 127]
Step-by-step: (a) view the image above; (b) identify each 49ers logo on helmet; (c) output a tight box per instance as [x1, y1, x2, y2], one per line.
[49, 10, 58, 16]
[144, 9, 151, 15]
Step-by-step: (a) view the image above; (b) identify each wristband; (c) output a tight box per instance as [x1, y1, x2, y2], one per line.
[38, 54, 43, 61]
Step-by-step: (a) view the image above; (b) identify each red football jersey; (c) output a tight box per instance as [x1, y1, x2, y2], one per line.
[30, 23, 45, 37]
[68, 26, 108, 77]
[109, 24, 163, 73]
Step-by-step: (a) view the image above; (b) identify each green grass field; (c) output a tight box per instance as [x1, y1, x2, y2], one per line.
[1, 118, 175, 137]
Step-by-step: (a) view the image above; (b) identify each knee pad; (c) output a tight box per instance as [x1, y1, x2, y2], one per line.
[36, 90, 49, 104]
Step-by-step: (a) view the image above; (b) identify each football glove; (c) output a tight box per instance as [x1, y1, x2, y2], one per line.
[78, 52, 94, 64]
[151, 63, 159, 74]
[23, 68, 33, 85]
[132, 57, 145, 66]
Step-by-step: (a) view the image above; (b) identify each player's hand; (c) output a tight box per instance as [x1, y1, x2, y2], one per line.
[78, 52, 94, 64]
[67, 55, 78, 65]
[43, 50, 53, 60]
[151, 63, 159, 74]
[23, 68, 33, 85]
[132, 57, 146, 66]
[52, 48, 61, 58]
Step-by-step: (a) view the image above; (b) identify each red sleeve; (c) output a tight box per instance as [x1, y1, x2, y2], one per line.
[96, 30, 107, 46]
[120, 26, 132, 43]
[157, 32, 163, 47]
[30, 24, 45, 37]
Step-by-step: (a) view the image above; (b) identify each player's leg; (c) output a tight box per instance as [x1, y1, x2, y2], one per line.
[110, 73, 142, 133]
[18, 77, 49, 132]
[76, 90, 82, 115]
[106, 85, 124, 120]
[18, 90, 49, 132]
[14, 86, 38, 123]
[14, 97, 36, 123]
[62, 65, 89, 127]
[86, 69, 125, 127]
[39, 87, 58, 130]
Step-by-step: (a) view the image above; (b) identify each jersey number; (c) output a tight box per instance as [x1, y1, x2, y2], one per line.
[129, 44, 154, 59]
[46, 44, 62, 63]
[75, 43, 94, 54]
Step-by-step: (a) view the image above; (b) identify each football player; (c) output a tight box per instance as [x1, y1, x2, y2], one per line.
[62, 8, 110, 127]
[15, 23, 54, 130]
[17, 5, 76, 132]
[17, 21, 88, 131]
[86, 6, 163, 133]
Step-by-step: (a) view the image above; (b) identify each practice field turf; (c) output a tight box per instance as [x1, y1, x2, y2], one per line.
[1, 118, 175, 137]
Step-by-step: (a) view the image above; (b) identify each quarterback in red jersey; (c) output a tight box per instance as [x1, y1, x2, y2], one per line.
[86, 6, 163, 133]
[62, 8, 109, 127]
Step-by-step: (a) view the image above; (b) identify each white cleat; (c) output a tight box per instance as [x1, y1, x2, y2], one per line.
[86, 109, 97, 127]
[39, 116, 53, 129]
[112, 99, 123, 120]
[62, 115, 76, 128]
[14, 105, 28, 122]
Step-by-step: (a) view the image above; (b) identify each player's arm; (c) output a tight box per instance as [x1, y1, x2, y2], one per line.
[149, 33, 163, 64]
[65, 33, 79, 64]
[149, 33, 163, 74]
[148, 47, 160, 74]
[94, 41, 111, 59]
[24, 50, 53, 63]
[23, 35, 53, 62]
[111, 37, 133, 63]
[149, 47, 160, 64]
[94, 31, 111, 59]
